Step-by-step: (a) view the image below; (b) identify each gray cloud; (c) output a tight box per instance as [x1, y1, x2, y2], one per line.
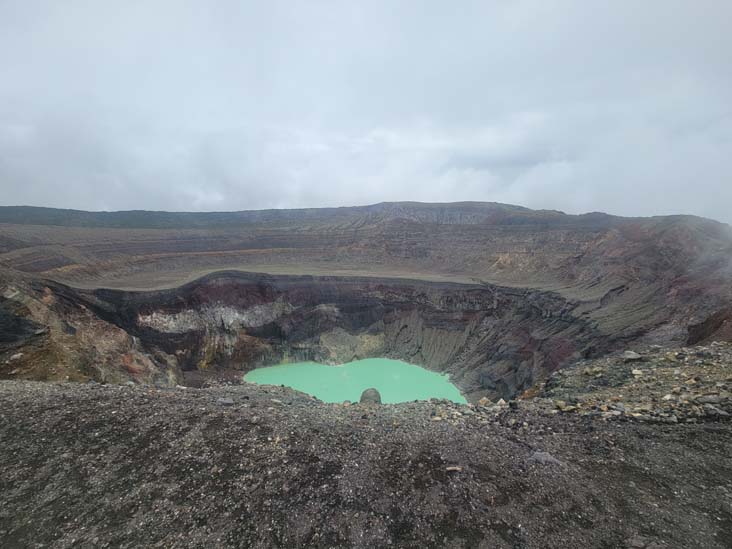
[0, 0, 731, 222]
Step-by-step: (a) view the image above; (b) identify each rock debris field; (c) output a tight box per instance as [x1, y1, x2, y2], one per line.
[1, 344, 732, 548]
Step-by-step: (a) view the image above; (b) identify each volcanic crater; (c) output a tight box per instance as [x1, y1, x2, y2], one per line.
[64, 270, 606, 400]
[2, 202, 732, 402]
[2, 202, 732, 548]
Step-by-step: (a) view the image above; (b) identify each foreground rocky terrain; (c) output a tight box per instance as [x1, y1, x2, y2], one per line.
[1, 344, 731, 548]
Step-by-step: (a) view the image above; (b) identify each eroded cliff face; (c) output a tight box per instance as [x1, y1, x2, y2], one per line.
[0, 278, 182, 387]
[1, 271, 621, 401]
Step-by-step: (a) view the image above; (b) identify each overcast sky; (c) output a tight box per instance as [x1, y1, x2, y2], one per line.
[0, 1, 730, 222]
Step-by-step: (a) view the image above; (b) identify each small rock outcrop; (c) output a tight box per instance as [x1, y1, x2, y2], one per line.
[359, 388, 381, 404]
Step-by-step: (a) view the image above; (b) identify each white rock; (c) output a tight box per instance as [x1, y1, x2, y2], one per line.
[623, 351, 643, 362]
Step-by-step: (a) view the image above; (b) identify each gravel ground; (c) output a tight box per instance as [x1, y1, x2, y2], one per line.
[1, 379, 731, 548]
[541, 342, 732, 423]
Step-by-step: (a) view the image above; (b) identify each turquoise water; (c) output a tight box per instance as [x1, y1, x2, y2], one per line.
[244, 358, 466, 404]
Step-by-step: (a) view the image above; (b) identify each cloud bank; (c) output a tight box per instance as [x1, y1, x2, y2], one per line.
[1, 1, 731, 222]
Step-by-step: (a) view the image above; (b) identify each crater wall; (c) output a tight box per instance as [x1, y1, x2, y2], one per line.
[2, 272, 613, 400]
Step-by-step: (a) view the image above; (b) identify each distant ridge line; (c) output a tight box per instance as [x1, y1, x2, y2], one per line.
[0, 201, 723, 230]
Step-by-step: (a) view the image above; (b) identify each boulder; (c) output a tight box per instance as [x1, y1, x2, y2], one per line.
[359, 388, 381, 404]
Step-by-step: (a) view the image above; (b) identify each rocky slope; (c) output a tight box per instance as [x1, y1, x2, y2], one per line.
[2, 201, 732, 401]
[1, 342, 730, 548]
[525, 341, 732, 422]
[1, 203, 730, 311]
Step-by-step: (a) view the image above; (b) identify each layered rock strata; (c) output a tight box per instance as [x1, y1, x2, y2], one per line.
[2, 271, 611, 400]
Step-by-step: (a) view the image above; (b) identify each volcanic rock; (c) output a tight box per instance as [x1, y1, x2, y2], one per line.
[360, 388, 381, 404]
